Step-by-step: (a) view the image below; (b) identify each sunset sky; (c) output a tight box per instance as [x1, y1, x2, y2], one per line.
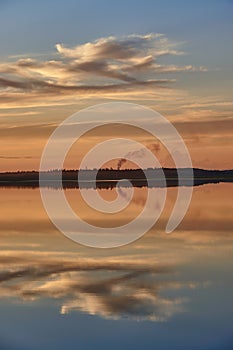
[0, 0, 232, 171]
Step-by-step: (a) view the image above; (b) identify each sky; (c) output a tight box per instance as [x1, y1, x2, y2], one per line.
[0, 0, 232, 171]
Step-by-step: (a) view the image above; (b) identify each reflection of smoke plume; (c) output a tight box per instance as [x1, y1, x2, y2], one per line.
[117, 143, 160, 170]
[118, 187, 146, 207]
[118, 187, 162, 212]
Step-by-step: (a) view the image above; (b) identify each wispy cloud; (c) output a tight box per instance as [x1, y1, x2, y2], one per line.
[0, 155, 34, 159]
[0, 251, 195, 321]
[0, 34, 206, 108]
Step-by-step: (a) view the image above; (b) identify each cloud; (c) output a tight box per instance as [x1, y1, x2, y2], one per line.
[0, 251, 194, 321]
[0, 155, 34, 159]
[55, 33, 180, 60]
[0, 34, 206, 109]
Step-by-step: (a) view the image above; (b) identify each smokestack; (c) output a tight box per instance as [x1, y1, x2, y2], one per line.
[117, 143, 160, 170]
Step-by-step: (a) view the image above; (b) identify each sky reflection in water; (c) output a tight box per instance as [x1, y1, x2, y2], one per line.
[0, 184, 232, 349]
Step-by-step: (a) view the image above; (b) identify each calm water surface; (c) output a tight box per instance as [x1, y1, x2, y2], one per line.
[0, 184, 232, 350]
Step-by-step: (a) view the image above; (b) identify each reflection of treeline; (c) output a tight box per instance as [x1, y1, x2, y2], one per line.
[0, 168, 232, 188]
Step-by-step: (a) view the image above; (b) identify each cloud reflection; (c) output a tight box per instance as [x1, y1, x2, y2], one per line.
[0, 184, 231, 321]
[0, 252, 199, 321]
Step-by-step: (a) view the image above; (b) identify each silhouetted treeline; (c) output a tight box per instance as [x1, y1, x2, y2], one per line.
[0, 168, 232, 189]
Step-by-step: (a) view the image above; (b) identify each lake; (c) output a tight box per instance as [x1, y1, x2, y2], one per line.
[0, 183, 232, 350]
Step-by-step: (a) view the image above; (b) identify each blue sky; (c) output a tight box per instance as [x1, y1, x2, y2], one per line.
[0, 0, 232, 66]
[1, 0, 232, 96]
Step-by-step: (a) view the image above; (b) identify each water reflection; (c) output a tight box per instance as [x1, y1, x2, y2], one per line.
[0, 184, 232, 324]
[0, 253, 189, 321]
